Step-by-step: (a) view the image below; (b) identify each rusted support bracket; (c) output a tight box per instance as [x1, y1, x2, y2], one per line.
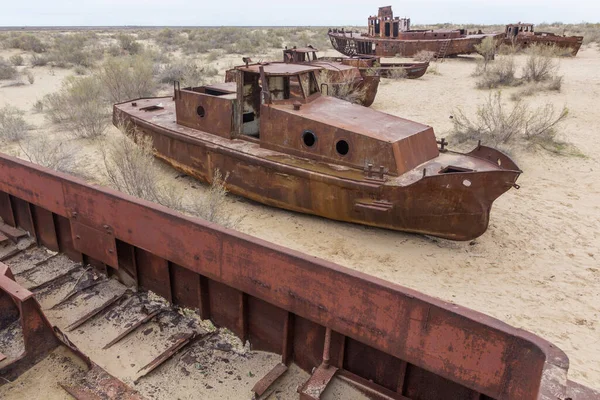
[298, 327, 338, 399]
[251, 363, 288, 398]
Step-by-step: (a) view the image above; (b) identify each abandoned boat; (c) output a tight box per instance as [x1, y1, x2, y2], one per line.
[284, 45, 430, 80]
[114, 62, 521, 241]
[504, 23, 584, 56]
[226, 51, 380, 107]
[328, 6, 503, 58]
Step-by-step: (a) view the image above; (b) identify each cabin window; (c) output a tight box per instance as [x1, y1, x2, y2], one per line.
[302, 130, 317, 147]
[196, 106, 205, 118]
[335, 140, 349, 156]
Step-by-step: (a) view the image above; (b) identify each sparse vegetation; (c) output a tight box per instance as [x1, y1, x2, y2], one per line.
[9, 54, 24, 66]
[0, 105, 30, 141]
[30, 54, 49, 67]
[157, 60, 217, 86]
[98, 55, 156, 103]
[102, 129, 239, 228]
[117, 34, 142, 55]
[7, 33, 45, 53]
[19, 136, 79, 173]
[474, 36, 498, 71]
[387, 68, 408, 80]
[25, 70, 35, 84]
[475, 56, 518, 89]
[0, 58, 18, 80]
[522, 44, 561, 83]
[316, 70, 367, 104]
[43, 75, 109, 138]
[413, 50, 436, 62]
[452, 91, 571, 153]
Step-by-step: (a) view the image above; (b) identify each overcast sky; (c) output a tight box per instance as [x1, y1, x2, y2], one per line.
[1, 0, 598, 26]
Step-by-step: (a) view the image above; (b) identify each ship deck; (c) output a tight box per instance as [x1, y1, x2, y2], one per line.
[115, 97, 509, 187]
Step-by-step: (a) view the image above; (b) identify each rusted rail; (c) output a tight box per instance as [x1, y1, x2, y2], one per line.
[0, 153, 597, 399]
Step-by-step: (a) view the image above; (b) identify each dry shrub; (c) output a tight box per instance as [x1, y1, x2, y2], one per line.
[413, 50, 436, 62]
[117, 34, 142, 55]
[188, 169, 241, 229]
[498, 43, 520, 55]
[474, 36, 498, 70]
[0, 58, 17, 80]
[387, 68, 408, 80]
[9, 54, 24, 66]
[510, 76, 563, 101]
[98, 55, 156, 103]
[0, 105, 30, 141]
[43, 76, 109, 138]
[30, 54, 49, 67]
[452, 91, 570, 153]
[19, 136, 79, 173]
[25, 70, 35, 84]
[7, 33, 45, 53]
[103, 132, 165, 202]
[103, 129, 238, 228]
[49, 33, 102, 68]
[522, 45, 560, 82]
[426, 65, 441, 75]
[316, 70, 367, 104]
[476, 56, 518, 89]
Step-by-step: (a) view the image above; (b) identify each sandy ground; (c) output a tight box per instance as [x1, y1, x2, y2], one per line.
[1, 41, 599, 392]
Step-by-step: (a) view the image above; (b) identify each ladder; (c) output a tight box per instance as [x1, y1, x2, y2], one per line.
[435, 40, 451, 62]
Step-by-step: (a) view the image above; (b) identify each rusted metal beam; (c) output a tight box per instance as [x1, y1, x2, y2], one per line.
[102, 308, 164, 350]
[134, 332, 195, 384]
[0, 223, 27, 243]
[65, 292, 128, 332]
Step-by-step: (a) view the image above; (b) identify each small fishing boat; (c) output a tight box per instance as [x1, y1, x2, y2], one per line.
[114, 62, 521, 240]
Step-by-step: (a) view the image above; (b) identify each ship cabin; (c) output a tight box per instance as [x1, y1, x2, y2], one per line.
[283, 46, 319, 63]
[505, 23, 535, 39]
[174, 62, 439, 177]
[366, 6, 466, 41]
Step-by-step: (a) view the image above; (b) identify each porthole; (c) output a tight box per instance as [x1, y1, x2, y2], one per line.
[197, 106, 205, 118]
[302, 130, 316, 147]
[463, 179, 472, 187]
[336, 139, 349, 156]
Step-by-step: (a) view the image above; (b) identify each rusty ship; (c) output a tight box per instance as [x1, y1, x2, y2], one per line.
[284, 45, 430, 80]
[328, 6, 503, 58]
[504, 23, 584, 56]
[113, 62, 521, 241]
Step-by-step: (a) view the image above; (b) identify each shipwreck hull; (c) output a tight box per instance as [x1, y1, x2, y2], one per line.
[328, 32, 503, 57]
[326, 74, 380, 107]
[506, 35, 584, 56]
[114, 98, 519, 241]
[0, 153, 598, 399]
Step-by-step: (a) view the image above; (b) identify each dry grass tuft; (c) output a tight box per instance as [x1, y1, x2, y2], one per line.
[9, 54, 24, 66]
[387, 68, 408, 80]
[316, 70, 367, 104]
[413, 50, 436, 62]
[0, 105, 30, 141]
[474, 36, 498, 70]
[452, 91, 572, 154]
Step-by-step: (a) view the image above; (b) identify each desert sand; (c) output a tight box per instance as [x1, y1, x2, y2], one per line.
[1, 40, 599, 392]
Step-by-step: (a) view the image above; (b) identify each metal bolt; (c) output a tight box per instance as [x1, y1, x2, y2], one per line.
[75, 235, 80, 240]
[108, 249, 114, 253]
[72, 212, 78, 218]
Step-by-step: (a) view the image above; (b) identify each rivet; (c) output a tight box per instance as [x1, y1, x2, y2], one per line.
[75, 235, 81, 240]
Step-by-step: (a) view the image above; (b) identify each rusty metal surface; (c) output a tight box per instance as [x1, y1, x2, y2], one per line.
[1, 154, 596, 399]
[504, 23, 583, 56]
[115, 92, 520, 240]
[328, 6, 503, 57]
